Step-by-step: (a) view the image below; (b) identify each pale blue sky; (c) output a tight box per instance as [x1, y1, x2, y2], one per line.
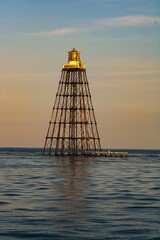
[0, 0, 160, 148]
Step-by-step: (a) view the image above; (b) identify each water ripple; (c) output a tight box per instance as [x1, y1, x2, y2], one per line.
[0, 148, 160, 240]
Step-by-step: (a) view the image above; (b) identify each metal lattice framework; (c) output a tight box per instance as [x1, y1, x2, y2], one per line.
[43, 48, 101, 155]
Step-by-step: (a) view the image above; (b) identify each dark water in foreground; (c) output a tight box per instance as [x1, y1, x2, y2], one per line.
[0, 148, 160, 240]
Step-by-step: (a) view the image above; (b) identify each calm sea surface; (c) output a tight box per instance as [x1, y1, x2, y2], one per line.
[0, 148, 160, 240]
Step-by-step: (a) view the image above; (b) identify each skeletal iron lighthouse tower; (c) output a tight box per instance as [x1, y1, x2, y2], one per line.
[43, 48, 101, 155]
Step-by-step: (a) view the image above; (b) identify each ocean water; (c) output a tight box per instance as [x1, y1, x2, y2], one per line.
[0, 148, 160, 240]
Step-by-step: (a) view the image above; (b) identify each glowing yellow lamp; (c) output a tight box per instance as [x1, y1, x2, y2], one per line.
[63, 48, 85, 69]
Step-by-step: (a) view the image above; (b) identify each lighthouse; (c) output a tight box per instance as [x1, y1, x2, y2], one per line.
[43, 48, 101, 155]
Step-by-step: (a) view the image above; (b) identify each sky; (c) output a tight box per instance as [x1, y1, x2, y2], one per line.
[0, 0, 160, 149]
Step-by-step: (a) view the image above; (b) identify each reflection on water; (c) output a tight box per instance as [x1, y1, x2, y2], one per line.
[48, 157, 92, 229]
[0, 149, 160, 240]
